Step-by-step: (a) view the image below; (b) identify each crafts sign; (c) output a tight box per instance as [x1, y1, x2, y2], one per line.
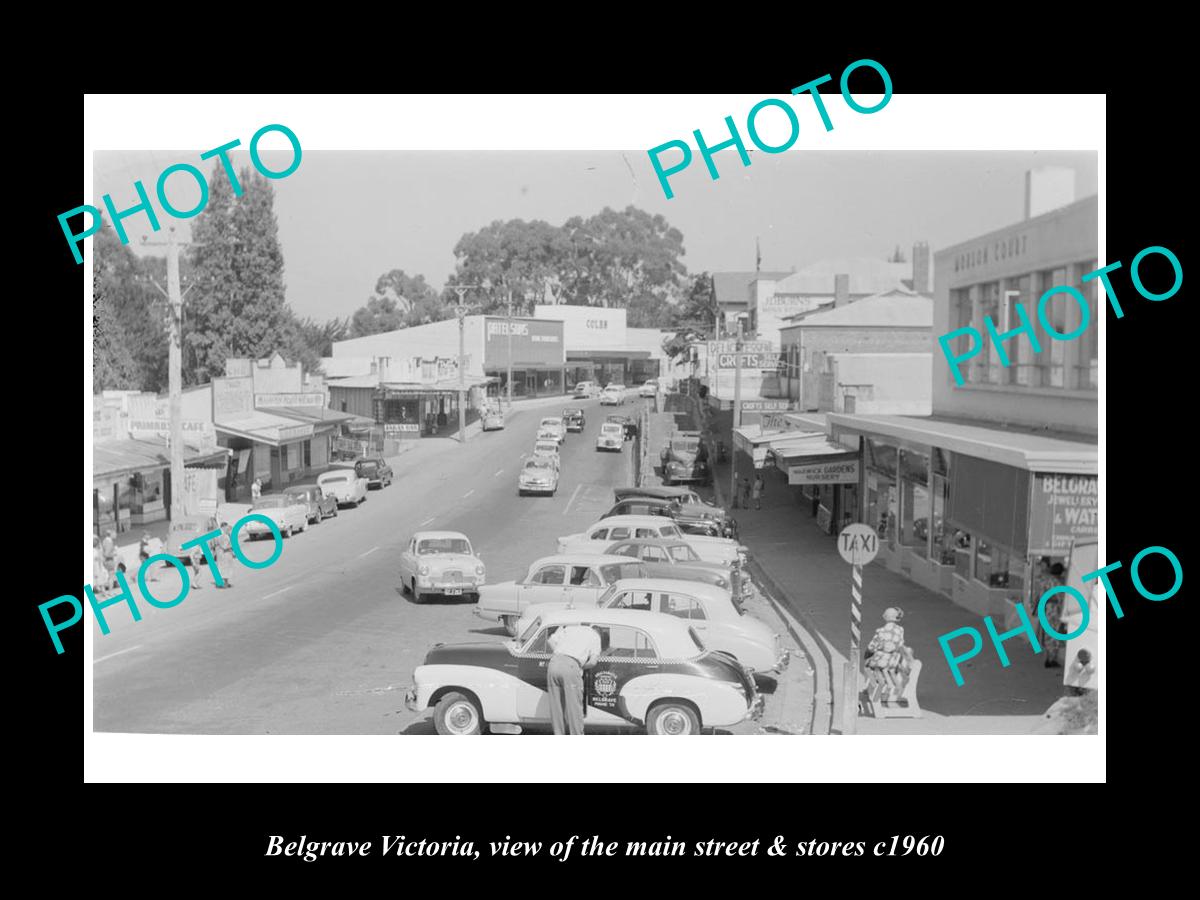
[838, 524, 879, 566]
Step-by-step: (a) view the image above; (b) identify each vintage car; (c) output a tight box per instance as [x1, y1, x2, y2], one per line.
[531, 439, 562, 471]
[557, 515, 746, 567]
[614, 485, 727, 519]
[537, 416, 566, 444]
[638, 379, 659, 398]
[603, 496, 736, 537]
[660, 432, 711, 485]
[406, 608, 764, 734]
[516, 579, 787, 675]
[604, 413, 638, 440]
[518, 459, 559, 496]
[561, 407, 586, 432]
[599, 385, 624, 406]
[399, 531, 486, 603]
[481, 407, 505, 431]
[316, 469, 369, 507]
[595, 422, 624, 452]
[573, 380, 600, 399]
[603, 538, 740, 593]
[245, 494, 310, 538]
[475, 553, 645, 635]
[355, 456, 394, 489]
[285, 484, 339, 524]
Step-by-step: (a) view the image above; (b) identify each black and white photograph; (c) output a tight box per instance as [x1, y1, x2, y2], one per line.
[71, 90, 1123, 787]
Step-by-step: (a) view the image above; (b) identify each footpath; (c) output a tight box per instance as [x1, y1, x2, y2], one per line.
[660, 392, 1064, 735]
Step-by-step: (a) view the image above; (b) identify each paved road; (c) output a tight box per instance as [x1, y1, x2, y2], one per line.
[93, 397, 644, 734]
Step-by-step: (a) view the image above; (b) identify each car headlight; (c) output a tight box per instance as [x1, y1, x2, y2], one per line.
[475, 565, 485, 576]
[418, 564, 430, 575]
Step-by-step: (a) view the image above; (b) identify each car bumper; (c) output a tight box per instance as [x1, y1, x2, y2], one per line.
[417, 579, 482, 593]
[244, 521, 284, 535]
[520, 482, 556, 493]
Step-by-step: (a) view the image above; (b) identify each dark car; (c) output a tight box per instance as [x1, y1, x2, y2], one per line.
[602, 497, 737, 538]
[602, 539, 741, 596]
[605, 413, 638, 441]
[659, 433, 711, 486]
[613, 486, 729, 520]
[355, 456, 394, 489]
[562, 407, 586, 432]
[285, 484, 339, 524]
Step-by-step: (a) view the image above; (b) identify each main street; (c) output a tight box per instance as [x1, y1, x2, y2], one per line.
[94, 397, 643, 734]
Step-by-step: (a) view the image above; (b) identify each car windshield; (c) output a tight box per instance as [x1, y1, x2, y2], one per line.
[540, 418, 560, 427]
[418, 538, 471, 555]
[357, 461, 378, 472]
[525, 461, 554, 473]
[563, 409, 581, 416]
[253, 496, 291, 509]
[659, 525, 681, 538]
[601, 424, 623, 435]
[669, 543, 700, 561]
[671, 440, 699, 453]
[321, 474, 348, 484]
[285, 490, 312, 502]
[534, 442, 557, 453]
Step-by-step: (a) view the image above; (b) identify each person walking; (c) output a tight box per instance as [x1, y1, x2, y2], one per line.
[93, 535, 107, 595]
[751, 474, 764, 510]
[546, 625, 602, 735]
[214, 521, 235, 589]
[740, 476, 751, 510]
[251, 478, 263, 503]
[138, 532, 157, 583]
[100, 529, 119, 592]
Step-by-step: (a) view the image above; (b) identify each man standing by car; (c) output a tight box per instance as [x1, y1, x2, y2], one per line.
[546, 625, 602, 735]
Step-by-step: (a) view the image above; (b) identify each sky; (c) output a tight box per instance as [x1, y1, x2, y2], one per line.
[93, 148, 1098, 321]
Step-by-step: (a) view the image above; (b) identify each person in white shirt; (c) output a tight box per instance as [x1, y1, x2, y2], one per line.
[546, 625, 602, 735]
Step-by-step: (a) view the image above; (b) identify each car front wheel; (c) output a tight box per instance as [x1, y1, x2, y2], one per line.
[434, 691, 483, 735]
[646, 701, 700, 735]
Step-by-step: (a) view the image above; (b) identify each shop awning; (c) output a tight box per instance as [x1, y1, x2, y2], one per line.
[257, 406, 357, 432]
[93, 438, 231, 485]
[734, 424, 830, 468]
[214, 410, 317, 447]
[378, 376, 492, 394]
[769, 439, 861, 486]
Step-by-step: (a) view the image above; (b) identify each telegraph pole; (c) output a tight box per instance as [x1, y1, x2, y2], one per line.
[450, 284, 479, 444]
[143, 227, 187, 524]
[729, 321, 743, 508]
[507, 289, 514, 410]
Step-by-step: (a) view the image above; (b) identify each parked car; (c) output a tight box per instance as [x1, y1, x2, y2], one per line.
[406, 608, 764, 734]
[558, 515, 746, 567]
[481, 407, 505, 431]
[399, 531, 485, 603]
[614, 485, 729, 520]
[604, 496, 735, 537]
[604, 413, 637, 440]
[531, 439, 562, 472]
[599, 385, 624, 406]
[517, 578, 787, 675]
[518, 459, 559, 496]
[562, 407, 586, 432]
[285, 484, 338, 524]
[573, 381, 600, 399]
[245, 494, 310, 539]
[602, 538, 739, 594]
[316, 469, 369, 507]
[537, 416, 566, 444]
[475, 553, 644, 635]
[595, 422, 624, 452]
[355, 456, 394, 489]
[638, 379, 659, 398]
[660, 432, 711, 485]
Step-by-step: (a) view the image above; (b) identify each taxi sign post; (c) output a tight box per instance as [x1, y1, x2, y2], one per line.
[838, 523, 879, 734]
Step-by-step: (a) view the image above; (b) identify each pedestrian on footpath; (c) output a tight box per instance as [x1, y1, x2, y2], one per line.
[251, 478, 262, 503]
[214, 521, 235, 589]
[186, 542, 208, 590]
[546, 625, 602, 735]
[100, 529, 119, 593]
[752, 474, 764, 510]
[740, 477, 751, 509]
[138, 532, 158, 583]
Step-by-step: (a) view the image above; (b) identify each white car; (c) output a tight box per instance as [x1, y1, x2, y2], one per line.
[537, 416, 566, 443]
[316, 469, 369, 507]
[595, 422, 624, 452]
[245, 494, 310, 538]
[405, 608, 763, 734]
[557, 515, 746, 567]
[573, 381, 600, 399]
[518, 578, 788, 675]
[518, 459, 559, 496]
[475, 553, 645, 635]
[638, 380, 659, 398]
[399, 531, 486, 603]
[599, 385, 624, 406]
[531, 439, 562, 472]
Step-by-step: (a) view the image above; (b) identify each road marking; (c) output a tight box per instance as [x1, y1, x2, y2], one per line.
[563, 482, 584, 515]
[420, 516, 436, 525]
[94, 645, 141, 665]
[263, 586, 294, 599]
[463, 489, 475, 498]
[493, 469, 504, 476]
[357, 546, 379, 559]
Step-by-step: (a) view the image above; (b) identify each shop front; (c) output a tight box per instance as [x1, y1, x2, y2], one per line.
[483, 315, 566, 399]
[373, 378, 488, 438]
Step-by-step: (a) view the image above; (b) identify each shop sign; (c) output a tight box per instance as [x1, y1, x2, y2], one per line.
[384, 424, 420, 435]
[707, 339, 773, 355]
[254, 392, 326, 409]
[717, 352, 781, 369]
[761, 414, 798, 432]
[739, 400, 791, 412]
[278, 424, 314, 441]
[1028, 473, 1098, 554]
[484, 317, 564, 367]
[788, 459, 860, 485]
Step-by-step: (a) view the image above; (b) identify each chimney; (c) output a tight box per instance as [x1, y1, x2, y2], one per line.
[912, 241, 931, 295]
[834, 273, 849, 308]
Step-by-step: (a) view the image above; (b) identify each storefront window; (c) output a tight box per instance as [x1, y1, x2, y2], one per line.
[1038, 268, 1069, 388]
[865, 439, 898, 549]
[953, 530, 972, 579]
[973, 540, 1022, 589]
[899, 449, 930, 559]
[976, 282, 1001, 384]
[1078, 259, 1098, 390]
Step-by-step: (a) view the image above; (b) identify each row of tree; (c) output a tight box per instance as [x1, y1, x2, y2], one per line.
[93, 170, 721, 396]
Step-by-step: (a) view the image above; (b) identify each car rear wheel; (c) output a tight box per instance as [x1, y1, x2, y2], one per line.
[434, 692, 483, 735]
[646, 701, 700, 735]
[500, 615, 518, 637]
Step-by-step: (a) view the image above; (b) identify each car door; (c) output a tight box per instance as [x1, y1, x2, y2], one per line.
[585, 623, 660, 724]
[518, 564, 574, 609]
[567, 564, 605, 603]
[658, 592, 709, 639]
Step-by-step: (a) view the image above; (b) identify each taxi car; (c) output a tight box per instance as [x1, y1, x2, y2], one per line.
[245, 494, 310, 538]
[285, 484, 339, 524]
[475, 553, 644, 635]
[557, 515, 746, 567]
[599, 384, 625, 406]
[660, 432, 711, 485]
[595, 422, 624, 452]
[638, 379, 659, 398]
[399, 531, 486, 603]
[481, 407, 505, 431]
[316, 469, 369, 507]
[573, 380, 600, 399]
[355, 456, 394, 489]
[405, 609, 764, 734]
[516, 578, 788, 675]
[562, 407, 586, 432]
[531, 439, 562, 472]
[518, 459, 559, 496]
[537, 416, 566, 444]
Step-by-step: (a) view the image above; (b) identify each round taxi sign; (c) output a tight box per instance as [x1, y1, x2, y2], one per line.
[838, 523, 879, 565]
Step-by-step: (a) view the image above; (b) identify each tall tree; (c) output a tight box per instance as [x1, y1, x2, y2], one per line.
[351, 270, 446, 335]
[674, 272, 717, 334]
[92, 261, 140, 394]
[93, 225, 169, 392]
[450, 219, 569, 313]
[185, 164, 292, 385]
